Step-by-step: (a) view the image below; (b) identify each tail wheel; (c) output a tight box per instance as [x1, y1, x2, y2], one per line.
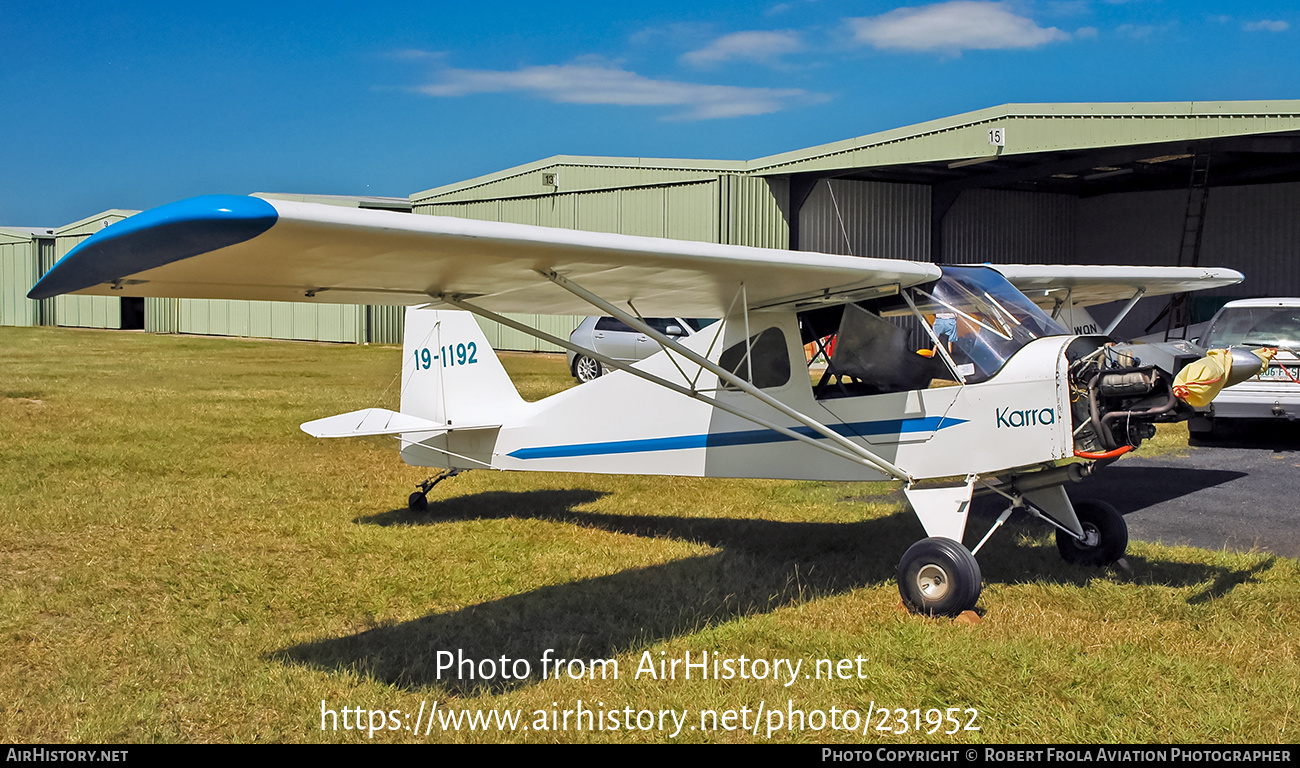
[898, 537, 982, 617]
[1056, 499, 1127, 566]
[573, 355, 603, 383]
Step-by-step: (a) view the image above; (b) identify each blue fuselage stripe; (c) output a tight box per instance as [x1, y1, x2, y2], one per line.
[506, 417, 967, 460]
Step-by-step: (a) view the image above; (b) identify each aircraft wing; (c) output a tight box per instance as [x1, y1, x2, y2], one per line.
[993, 263, 1243, 310]
[29, 195, 941, 317]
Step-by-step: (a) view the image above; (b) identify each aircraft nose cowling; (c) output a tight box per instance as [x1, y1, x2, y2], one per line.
[27, 194, 279, 300]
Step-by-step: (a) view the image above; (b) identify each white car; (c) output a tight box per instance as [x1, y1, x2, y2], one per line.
[566, 316, 715, 382]
[1189, 297, 1300, 436]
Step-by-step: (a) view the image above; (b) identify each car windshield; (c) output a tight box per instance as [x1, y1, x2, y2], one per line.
[1204, 305, 1300, 349]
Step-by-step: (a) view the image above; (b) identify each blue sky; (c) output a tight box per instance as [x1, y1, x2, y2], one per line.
[2, 1, 1298, 226]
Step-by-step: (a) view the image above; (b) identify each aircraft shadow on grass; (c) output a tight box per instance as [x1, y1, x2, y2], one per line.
[274, 487, 1273, 695]
[1068, 465, 1247, 512]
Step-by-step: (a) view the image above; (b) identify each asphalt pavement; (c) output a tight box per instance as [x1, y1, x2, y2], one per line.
[1070, 421, 1300, 559]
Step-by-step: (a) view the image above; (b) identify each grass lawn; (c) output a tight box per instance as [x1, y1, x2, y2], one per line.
[1, 326, 1296, 743]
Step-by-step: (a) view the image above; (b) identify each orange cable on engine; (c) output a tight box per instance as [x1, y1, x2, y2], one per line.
[1074, 445, 1134, 460]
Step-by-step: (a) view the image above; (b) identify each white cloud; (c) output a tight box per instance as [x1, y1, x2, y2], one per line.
[418, 60, 825, 121]
[681, 30, 803, 67]
[1244, 19, 1289, 32]
[848, 1, 1071, 54]
[1075, 26, 1099, 39]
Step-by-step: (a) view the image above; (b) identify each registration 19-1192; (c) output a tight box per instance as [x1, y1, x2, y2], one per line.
[413, 344, 478, 370]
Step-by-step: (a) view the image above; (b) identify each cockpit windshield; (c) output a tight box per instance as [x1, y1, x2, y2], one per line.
[800, 266, 1070, 400]
[909, 266, 1069, 383]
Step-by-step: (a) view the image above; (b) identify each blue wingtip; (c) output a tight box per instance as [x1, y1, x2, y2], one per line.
[28, 195, 279, 300]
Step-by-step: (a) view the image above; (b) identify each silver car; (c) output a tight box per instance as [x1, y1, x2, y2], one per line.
[567, 316, 713, 382]
[1189, 297, 1300, 436]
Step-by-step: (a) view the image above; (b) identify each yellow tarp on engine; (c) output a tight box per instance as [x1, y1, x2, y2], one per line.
[1173, 348, 1276, 407]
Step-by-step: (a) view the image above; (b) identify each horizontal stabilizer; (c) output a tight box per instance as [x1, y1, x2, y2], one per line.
[301, 408, 447, 438]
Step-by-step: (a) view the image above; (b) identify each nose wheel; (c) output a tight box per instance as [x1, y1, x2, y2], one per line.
[898, 537, 982, 617]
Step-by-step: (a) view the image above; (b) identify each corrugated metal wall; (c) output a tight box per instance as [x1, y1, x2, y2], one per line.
[797, 179, 930, 259]
[36, 238, 55, 326]
[721, 175, 789, 248]
[422, 182, 721, 240]
[1078, 181, 1300, 332]
[367, 306, 404, 345]
[0, 235, 39, 327]
[943, 189, 1077, 265]
[176, 298, 365, 343]
[145, 298, 180, 333]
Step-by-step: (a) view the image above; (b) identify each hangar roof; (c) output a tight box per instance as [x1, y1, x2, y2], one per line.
[412, 155, 747, 204]
[55, 210, 141, 238]
[0, 226, 55, 243]
[413, 100, 1300, 204]
[751, 100, 1300, 197]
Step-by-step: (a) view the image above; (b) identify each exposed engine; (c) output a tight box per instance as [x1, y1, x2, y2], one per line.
[1067, 337, 1274, 455]
[1067, 338, 1193, 455]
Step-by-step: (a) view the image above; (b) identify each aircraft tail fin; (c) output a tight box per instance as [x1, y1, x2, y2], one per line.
[400, 306, 526, 428]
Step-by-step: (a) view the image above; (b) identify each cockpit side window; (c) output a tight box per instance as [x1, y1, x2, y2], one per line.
[718, 327, 791, 390]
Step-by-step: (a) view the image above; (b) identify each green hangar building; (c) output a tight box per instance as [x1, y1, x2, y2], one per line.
[7, 100, 1300, 346]
[414, 99, 1300, 344]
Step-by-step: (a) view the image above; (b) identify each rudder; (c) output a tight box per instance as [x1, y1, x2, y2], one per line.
[400, 306, 526, 429]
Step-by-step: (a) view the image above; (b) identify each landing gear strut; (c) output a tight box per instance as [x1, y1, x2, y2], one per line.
[408, 470, 462, 512]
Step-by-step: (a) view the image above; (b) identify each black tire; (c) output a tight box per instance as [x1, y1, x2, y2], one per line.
[573, 355, 603, 383]
[898, 537, 983, 617]
[408, 491, 429, 512]
[1056, 499, 1127, 566]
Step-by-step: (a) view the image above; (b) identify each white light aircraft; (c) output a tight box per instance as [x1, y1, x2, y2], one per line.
[30, 195, 1250, 616]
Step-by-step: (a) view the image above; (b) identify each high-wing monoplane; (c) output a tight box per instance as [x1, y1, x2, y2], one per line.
[30, 195, 1252, 616]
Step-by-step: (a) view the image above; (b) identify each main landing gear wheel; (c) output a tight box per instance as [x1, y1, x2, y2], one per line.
[898, 537, 982, 617]
[408, 490, 429, 512]
[1056, 499, 1127, 567]
[573, 355, 603, 383]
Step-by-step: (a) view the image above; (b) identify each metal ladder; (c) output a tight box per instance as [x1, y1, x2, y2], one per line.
[1145, 151, 1212, 340]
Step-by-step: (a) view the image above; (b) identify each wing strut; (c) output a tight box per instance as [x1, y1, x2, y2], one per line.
[530, 271, 912, 482]
[439, 295, 903, 477]
[1103, 288, 1146, 336]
